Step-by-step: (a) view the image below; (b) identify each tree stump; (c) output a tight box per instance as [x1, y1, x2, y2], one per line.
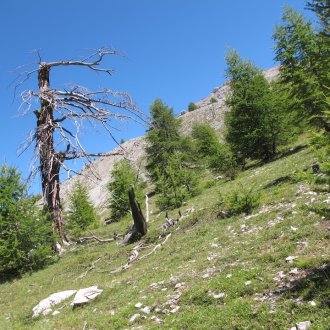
[120, 187, 147, 245]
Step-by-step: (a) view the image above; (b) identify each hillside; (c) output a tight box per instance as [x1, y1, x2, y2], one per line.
[0, 136, 329, 329]
[60, 67, 279, 213]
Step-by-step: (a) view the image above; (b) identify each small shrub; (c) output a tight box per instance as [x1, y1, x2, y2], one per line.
[66, 181, 98, 237]
[219, 186, 260, 217]
[188, 102, 198, 112]
[210, 97, 218, 104]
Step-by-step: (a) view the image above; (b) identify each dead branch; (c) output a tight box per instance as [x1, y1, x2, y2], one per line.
[76, 257, 102, 280]
[76, 232, 122, 244]
[139, 233, 172, 260]
[109, 243, 143, 274]
[161, 208, 195, 231]
[109, 234, 172, 274]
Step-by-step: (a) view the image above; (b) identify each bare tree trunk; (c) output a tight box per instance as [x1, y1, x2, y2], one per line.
[36, 63, 67, 243]
[120, 187, 147, 245]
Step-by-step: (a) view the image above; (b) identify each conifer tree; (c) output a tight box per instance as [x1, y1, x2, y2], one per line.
[0, 164, 53, 279]
[108, 160, 144, 221]
[225, 50, 287, 163]
[66, 181, 98, 236]
[273, 5, 330, 131]
[146, 99, 181, 182]
[146, 99, 199, 209]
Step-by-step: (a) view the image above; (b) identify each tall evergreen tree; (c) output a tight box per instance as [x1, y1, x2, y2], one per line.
[146, 99, 199, 209]
[225, 50, 288, 163]
[273, 5, 330, 131]
[0, 165, 53, 279]
[108, 160, 144, 221]
[66, 181, 98, 236]
[146, 99, 181, 182]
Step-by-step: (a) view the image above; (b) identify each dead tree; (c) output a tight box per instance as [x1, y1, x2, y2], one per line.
[17, 48, 145, 245]
[121, 186, 147, 245]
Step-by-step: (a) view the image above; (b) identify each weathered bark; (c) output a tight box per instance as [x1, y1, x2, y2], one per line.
[36, 63, 67, 243]
[121, 187, 147, 245]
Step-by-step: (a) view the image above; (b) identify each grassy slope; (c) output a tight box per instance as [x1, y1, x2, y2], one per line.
[0, 141, 329, 330]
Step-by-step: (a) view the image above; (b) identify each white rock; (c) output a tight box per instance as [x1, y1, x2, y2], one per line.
[226, 274, 232, 278]
[308, 301, 316, 307]
[170, 306, 180, 313]
[202, 273, 210, 279]
[32, 290, 77, 318]
[70, 286, 103, 306]
[211, 243, 219, 248]
[150, 315, 163, 323]
[134, 302, 143, 308]
[175, 283, 184, 289]
[290, 226, 298, 232]
[289, 268, 299, 275]
[290, 326, 297, 330]
[296, 321, 311, 330]
[285, 256, 297, 263]
[245, 280, 252, 286]
[52, 310, 60, 316]
[129, 313, 141, 323]
[208, 290, 225, 299]
[141, 306, 151, 314]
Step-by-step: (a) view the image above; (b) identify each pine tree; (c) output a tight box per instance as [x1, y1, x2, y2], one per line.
[108, 160, 144, 221]
[273, 5, 330, 131]
[66, 181, 98, 236]
[146, 99, 181, 182]
[146, 99, 199, 209]
[0, 164, 53, 279]
[192, 123, 238, 178]
[225, 50, 287, 163]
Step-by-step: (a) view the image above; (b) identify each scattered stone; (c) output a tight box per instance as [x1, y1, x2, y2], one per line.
[296, 321, 311, 330]
[202, 273, 210, 279]
[290, 226, 298, 232]
[162, 309, 170, 315]
[296, 241, 308, 249]
[141, 306, 151, 314]
[129, 313, 141, 323]
[208, 290, 225, 299]
[245, 280, 252, 286]
[309, 301, 316, 307]
[32, 289, 77, 318]
[170, 306, 180, 313]
[285, 256, 297, 263]
[71, 286, 103, 306]
[161, 288, 168, 291]
[211, 243, 219, 248]
[134, 302, 143, 308]
[207, 253, 219, 261]
[150, 315, 164, 324]
[289, 268, 299, 275]
[226, 274, 232, 278]
[273, 271, 286, 281]
[52, 310, 60, 316]
[175, 283, 184, 289]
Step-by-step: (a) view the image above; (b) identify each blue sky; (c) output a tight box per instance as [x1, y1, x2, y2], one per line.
[0, 0, 309, 193]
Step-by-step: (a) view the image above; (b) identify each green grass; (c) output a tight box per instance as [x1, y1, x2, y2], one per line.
[0, 140, 329, 329]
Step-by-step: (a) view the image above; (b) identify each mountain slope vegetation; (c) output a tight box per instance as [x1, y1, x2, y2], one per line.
[0, 136, 329, 329]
